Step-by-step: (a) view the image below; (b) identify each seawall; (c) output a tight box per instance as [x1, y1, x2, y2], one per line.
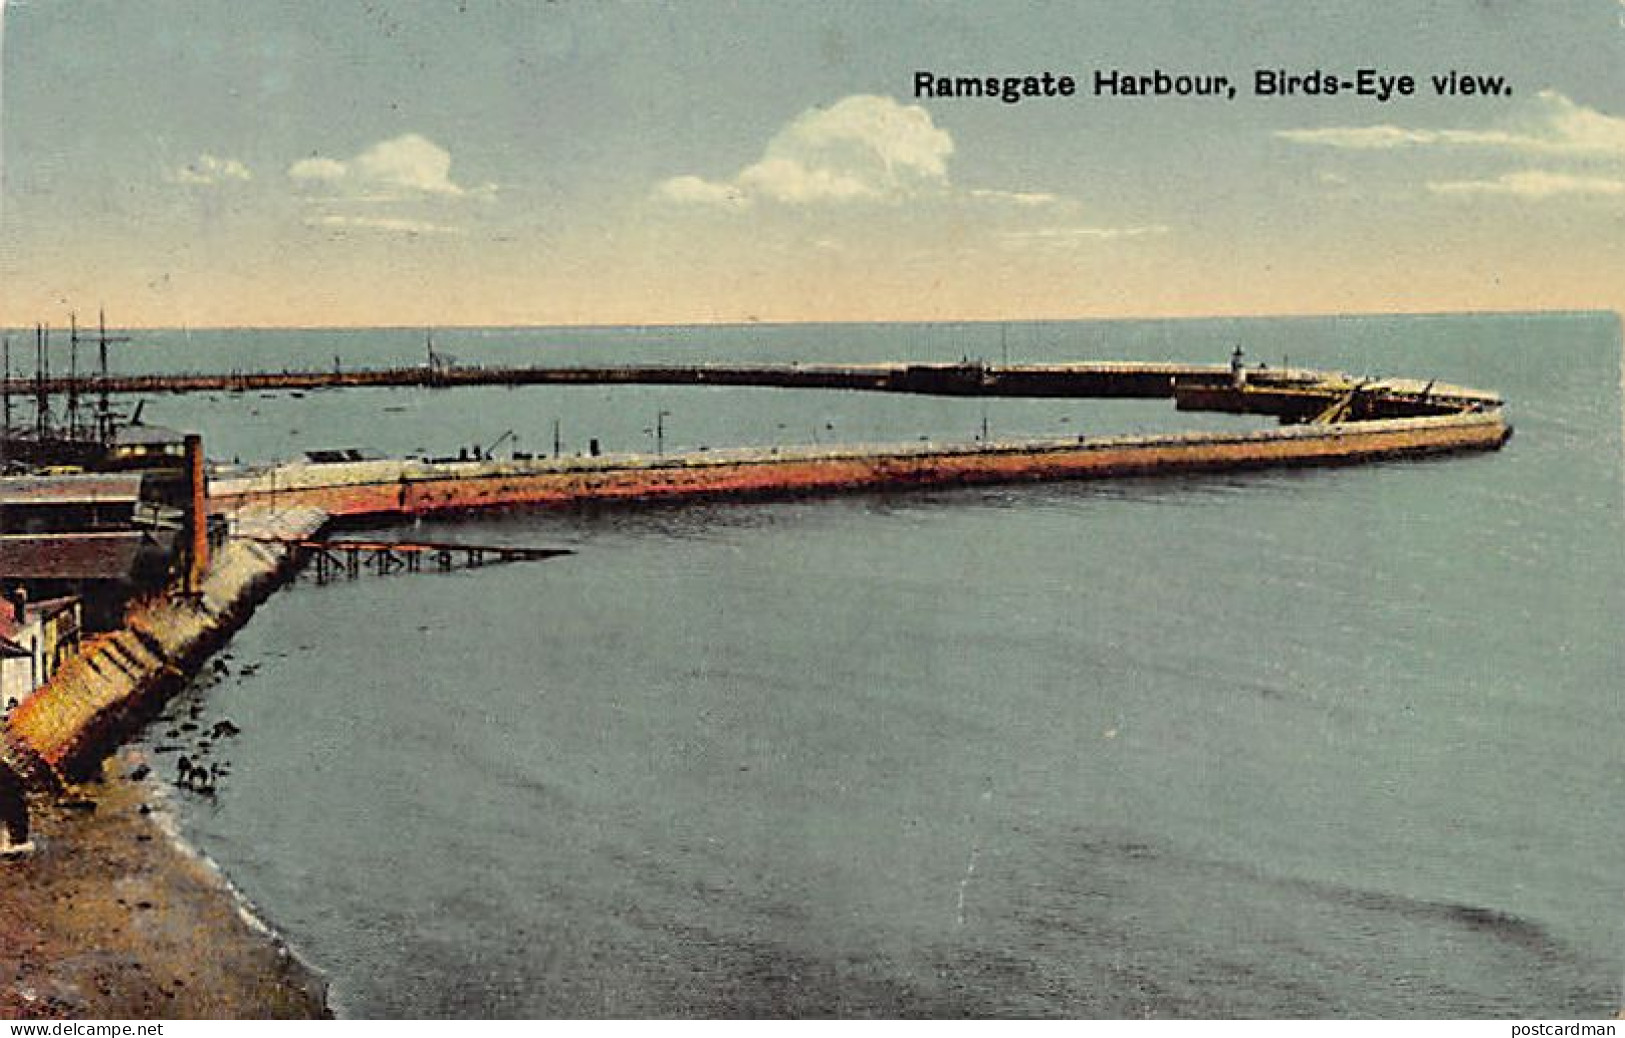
[6, 506, 328, 779]
[209, 410, 1512, 521]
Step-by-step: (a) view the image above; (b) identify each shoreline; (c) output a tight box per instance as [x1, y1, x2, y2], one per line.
[1, 750, 328, 1019]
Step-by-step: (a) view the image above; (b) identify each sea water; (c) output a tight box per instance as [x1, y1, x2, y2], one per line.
[129, 313, 1623, 1017]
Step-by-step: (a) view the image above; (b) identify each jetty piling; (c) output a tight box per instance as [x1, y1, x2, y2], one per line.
[282, 539, 573, 583]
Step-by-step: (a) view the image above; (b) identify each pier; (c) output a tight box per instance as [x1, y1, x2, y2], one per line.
[3, 360, 1215, 397]
[0, 360, 1501, 419]
[204, 409, 1512, 522]
[273, 538, 573, 582]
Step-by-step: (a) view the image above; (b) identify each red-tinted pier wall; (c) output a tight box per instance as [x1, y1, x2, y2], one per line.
[210, 411, 1512, 522]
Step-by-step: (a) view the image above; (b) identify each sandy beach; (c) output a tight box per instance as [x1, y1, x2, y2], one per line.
[0, 750, 327, 1020]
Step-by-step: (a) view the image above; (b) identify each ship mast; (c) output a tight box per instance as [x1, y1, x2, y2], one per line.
[95, 308, 129, 445]
[68, 313, 81, 440]
[1, 334, 9, 468]
[33, 324, 49, 441]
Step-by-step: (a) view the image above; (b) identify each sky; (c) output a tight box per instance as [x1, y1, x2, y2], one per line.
[0, 0, 1622, 328]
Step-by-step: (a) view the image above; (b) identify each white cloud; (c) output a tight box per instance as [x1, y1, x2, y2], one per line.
[303, 214, 461, 236]
[656, 94, 954, 207]
[1003, 225, 1169, 240]
[655, 175, 748, 208]
[738, 157, 880, 204]
[1000, 224, 1170, 247]
[171, 154, 252, 185]
[1277, 126, 1446, 150]
[287, 157, 347, 184]
[1427, 170, 1625, 199]
[967, 189, 1062, 207]
[653, 93, 1156, 254]
[288, 134, 495, 237]
[1278, 90, 1625, 157]
[289, 134, 491, 200]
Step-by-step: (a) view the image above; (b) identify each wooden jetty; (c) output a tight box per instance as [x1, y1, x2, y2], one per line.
[242, 537, 573, 582]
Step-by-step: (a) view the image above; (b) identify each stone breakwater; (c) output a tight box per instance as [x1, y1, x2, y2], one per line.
[5, 506, 328, 782]
[208, 410, 1513, 521]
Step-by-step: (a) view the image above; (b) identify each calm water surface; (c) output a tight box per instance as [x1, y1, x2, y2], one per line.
[130, 314, 1623, 1017]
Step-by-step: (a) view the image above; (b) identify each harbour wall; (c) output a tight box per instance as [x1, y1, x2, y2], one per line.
[7, 360, 1501, 416]
[0, 360, 1224, 398]
[208, 410, 1512, 521]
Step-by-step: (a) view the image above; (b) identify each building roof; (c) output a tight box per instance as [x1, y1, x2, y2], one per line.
[0, 473, 145, 507]
[0, 532, 159, 580]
